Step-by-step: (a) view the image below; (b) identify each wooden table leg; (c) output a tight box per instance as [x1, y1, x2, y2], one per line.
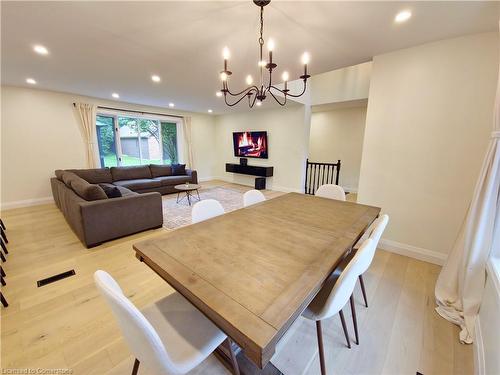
[214, 341, 283, 375]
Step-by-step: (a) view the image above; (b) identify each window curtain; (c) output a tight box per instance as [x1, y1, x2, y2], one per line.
[182, 116, 194, 169]
[74, 103, 99, 168]
[434, 28, 500, 344]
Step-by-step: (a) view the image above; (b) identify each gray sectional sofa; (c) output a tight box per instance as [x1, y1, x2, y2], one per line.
[51, 164, 197, 248]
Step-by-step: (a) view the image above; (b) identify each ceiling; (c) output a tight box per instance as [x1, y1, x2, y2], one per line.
[1, 1, 498, 114]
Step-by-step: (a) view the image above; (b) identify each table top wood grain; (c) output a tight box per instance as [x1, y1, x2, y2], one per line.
[133, 192, 380, 369]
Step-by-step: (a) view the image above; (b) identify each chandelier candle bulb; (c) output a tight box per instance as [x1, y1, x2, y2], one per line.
[246, 75, 253, 85]
[268, 39, 275, 64]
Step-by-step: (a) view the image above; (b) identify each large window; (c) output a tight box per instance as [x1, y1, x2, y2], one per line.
[96, 113, 180, 168]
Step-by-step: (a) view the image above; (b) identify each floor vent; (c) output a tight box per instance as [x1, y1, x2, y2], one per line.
[37, 270, 76, 287]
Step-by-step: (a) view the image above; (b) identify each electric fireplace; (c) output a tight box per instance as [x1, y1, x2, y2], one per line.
[232, 131, 268, 159]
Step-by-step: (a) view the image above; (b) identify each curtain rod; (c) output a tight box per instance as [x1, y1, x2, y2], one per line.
[72, 103, 184, 119]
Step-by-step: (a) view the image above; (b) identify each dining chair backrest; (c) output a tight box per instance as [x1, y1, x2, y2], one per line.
[358, 215, 389, 274]
[191, 199, 225, 224]
[94, 270, 178, 374]
[316, 238, 376, 320]
[243, 190, 266, 207]
[315, 184, 346, 201]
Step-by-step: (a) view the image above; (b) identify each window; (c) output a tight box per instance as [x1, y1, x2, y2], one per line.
[96, 112, 180, 167]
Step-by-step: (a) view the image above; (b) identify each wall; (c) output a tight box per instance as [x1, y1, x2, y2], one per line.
[309, 105, 367, 192]
[358, 32, 498, 262]
[214, 104, 310, 192]
[310, 61, 372, 105]
[1, 86, 217, 208]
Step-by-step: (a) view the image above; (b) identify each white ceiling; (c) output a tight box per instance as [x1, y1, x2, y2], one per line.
[1, 1, 498, 114]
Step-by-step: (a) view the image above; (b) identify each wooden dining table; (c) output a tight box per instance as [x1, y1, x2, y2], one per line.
[133, 192, 380, 374]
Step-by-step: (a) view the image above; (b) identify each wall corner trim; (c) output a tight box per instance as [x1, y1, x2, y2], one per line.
[378, 238, 447, 266]
[474, 316, 485, 375]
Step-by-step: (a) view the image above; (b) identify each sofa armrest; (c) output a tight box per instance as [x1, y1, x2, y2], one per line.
[186, 169, 198, 184]
[79, 192, 163, 247]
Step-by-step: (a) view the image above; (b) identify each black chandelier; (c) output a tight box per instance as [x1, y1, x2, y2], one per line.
[219, 0, 310, 108]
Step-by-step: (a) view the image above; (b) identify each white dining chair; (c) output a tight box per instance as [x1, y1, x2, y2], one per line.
[94, 270, 240, 375]
[315, 184, 346, 201]
[243, 189, 266, 207]
[191, 199, 225, 224]
[302, 238, 376, 375]
[354, 214, 389, 308]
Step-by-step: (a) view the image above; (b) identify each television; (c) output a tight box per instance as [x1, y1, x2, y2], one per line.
[233, 131, 268, 159]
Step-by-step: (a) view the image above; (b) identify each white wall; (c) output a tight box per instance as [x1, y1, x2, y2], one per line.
[1, 86, 217, 208]
[358, 32, 498, 262]
[214, 104, 310, 192]
[309, 106, 367, 192]
[310, 61, 372, 105]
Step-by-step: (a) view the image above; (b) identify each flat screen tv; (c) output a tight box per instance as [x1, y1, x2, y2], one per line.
[233, 131, 268, 159]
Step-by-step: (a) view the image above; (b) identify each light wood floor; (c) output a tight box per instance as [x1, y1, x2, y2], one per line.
[1, 181, 472, 375]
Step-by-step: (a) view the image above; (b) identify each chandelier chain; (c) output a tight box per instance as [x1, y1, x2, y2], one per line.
[259, 6, 264, 46]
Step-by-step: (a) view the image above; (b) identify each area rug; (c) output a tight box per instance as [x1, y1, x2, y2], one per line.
[162, 186, 250, 229]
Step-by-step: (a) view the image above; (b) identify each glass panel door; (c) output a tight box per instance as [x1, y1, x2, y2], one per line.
[96, 115, 118, 167]
[161, 122, 178, 164]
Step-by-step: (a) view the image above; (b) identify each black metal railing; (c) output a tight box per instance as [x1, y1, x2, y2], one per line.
[304, 159, 341, 195]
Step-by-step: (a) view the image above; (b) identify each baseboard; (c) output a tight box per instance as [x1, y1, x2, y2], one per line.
[198, 176, 218, 182]
[1, 196, 54, 210]
[378, 238, 447, 266]
[474, 316, 485, 375]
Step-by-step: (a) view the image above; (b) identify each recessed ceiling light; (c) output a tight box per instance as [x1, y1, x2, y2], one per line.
[169, 103, 175, 108]
[26, 78, 37, 85]
[112, 93, 120, 99]
[151, 75, 161, 83]
[216, 92, 223, 97]
[395, 10, 412, 23]
[33, 44, 49, 55]
[208, 109, 213, 113]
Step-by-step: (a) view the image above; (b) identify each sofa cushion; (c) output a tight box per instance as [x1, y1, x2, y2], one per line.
[113, 179, 161, 191]
[55, 169, 65, 181]
[149, 164, 173, 178]
[171, 164, 186, 176]
[154, 175, 191, 186]
[111, 165, 152, 181]
[68, 168, 112, 184]
[71, 177, 108, 201]
[98, 184, 122, 198]
[61, 171, 81, 188]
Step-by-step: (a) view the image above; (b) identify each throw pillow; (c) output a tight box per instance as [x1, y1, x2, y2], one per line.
[171, 164, 186, 176]
[99, 184, 122, 198]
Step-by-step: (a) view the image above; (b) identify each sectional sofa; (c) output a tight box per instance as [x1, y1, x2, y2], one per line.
[51, 164, 197, 247]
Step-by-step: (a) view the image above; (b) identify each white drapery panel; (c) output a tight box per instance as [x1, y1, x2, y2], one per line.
[434, 33, 500, 344]
[74, 103, 99, 168]
[182, 116, 194, 169]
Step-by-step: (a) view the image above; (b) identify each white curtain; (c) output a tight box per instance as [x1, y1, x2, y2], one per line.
[74, 103, 99, 168]
[182, 116, 194, 169]
[434, 31, 500, 344]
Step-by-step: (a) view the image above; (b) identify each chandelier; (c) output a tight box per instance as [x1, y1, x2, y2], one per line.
[219, 0, 310, 108]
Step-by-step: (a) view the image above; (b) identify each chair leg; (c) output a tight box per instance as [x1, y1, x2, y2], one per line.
[0, 219, 5, 230]
[0, 251, 5, 263]
[1, 266, 5, 277]
[350, 295, 359, 345]
[131, 358, 140, 375]
[1, 239, 8, 255]
[223, 338, 240, 375]
[359, 275, 368, 308]
[0, 227, 7, 244]
[1, 275, 5, 286]
[316, 320, 327, 375]
[339, 309, 351, 349]
[0, 292, 8, 308]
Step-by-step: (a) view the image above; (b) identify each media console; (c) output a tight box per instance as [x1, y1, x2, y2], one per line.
[225, 163, 274, 190]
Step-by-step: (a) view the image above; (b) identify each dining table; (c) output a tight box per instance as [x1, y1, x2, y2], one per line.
[133, 192, 381, 374]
